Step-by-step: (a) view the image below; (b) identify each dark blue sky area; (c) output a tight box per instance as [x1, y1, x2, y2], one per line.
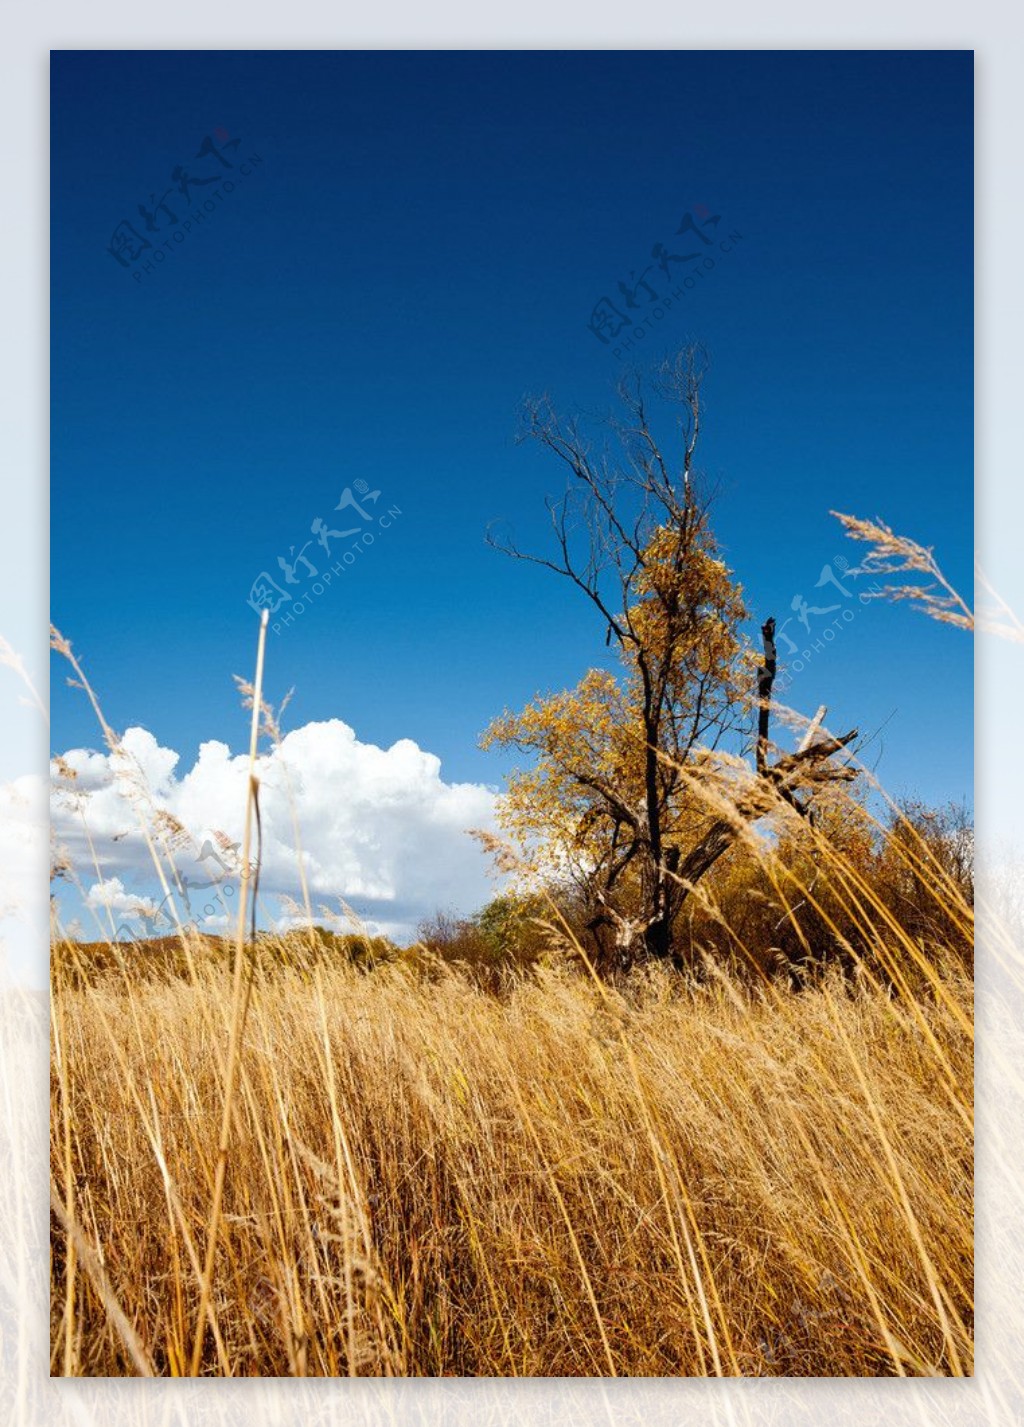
[51, 50, 973, 809]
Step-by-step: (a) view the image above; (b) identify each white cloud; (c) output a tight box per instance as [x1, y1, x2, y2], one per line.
[84, 877, 157, 918]
[51, 720, 501, 943]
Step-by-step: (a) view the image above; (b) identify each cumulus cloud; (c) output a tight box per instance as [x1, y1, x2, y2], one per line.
[84, 877, 157, 918]
[51, 720, 501, 943]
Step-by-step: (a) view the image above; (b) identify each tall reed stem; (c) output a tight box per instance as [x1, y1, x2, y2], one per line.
[189, 608, 269, 1375]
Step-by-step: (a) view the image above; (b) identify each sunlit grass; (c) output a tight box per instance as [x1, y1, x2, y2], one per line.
[50, 930, 972, 1377]
[47, 615, 974, 1378]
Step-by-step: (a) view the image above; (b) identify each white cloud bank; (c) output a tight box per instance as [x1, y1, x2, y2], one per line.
[51, 721, 501, 943]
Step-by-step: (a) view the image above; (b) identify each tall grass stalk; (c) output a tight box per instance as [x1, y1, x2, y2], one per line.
[189, 608, 269, 1375]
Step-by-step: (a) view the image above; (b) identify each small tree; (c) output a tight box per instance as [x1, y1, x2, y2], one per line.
[484, 348, 855, 972]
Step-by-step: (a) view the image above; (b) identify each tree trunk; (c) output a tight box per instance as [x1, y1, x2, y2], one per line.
[756, 616, 777, 775]
[644, 906, 672, 961]
[640, 677, 673, 959]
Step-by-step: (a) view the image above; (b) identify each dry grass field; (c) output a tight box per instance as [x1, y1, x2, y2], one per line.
[47, 499, 978, 1378]
[50, 918, 973, 1377]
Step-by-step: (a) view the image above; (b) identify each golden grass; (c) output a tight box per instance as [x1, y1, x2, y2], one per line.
[47, 614, 974, 1378]
[50, 941, 972, 1377]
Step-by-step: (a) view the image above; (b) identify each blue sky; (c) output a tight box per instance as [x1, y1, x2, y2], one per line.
[50, 50, 973, 936]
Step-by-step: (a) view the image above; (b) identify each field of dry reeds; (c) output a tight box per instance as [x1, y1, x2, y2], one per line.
[50, 913, 973, 1377]
[48, 517, 977, 1378]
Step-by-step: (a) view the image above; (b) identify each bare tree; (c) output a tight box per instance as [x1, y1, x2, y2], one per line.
[487, 348, 856, 970]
